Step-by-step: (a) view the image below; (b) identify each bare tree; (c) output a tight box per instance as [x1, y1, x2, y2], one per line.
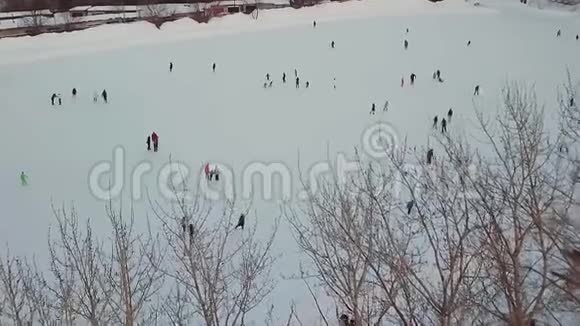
[48, 205, 112, 326]
[151, 190, 279, 326]
[455, 84, 578, 324]
[102, 203, 165, 326]
[287, 168, 388, 325]
[559, 69, 580, 145]
[291, 82, 580, 326]
[0, 250, 34, 326]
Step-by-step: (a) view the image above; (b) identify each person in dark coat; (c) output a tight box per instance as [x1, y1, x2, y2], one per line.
[313, 20, 316, 28]
[269, 81, 273, 88]
[433, 115, 438, 128]
[296, 77, 300, 88]
[169, 62, 173, 72]
[151, 132, 159, 152]
[188, 224, 194, 238]
[404, 39, 409, 50]
[58, 96, 62, 106]
[51, 93, 57, 105]
[441, 118, 447, 133]
[305, 81, 310, 88]
[146, 136, 151, 151]
[406, 200, 415, 214]
[467, 40, 471, 46]
[266, 73, 270, 81]
[447, 108, 453, 121]
[427, 149, 434, 165]
[474, 85, 480, 96]
[370, 103, 376, 115]
[212, 63, 216, 72]
[436, 70, 441, 80]
[331, 41, 335, 49]
[557, 29, 561, 37]
[102, 89, 108, 103]
[72, 88, 77, 97]
[410, 73, 416, 85]
[576, 34, 579, 41]
[294, 68, 298, 78]
[282, 73, 286, 83]
[235, 214, 245, 230]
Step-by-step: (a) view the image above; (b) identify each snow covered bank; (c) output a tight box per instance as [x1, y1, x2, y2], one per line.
[0, 0, 492, 66]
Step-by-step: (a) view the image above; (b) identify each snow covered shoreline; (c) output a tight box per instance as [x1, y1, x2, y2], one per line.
[0, 0, 491, 66]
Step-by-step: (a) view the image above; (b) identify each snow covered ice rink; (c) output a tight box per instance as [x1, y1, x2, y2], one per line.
[1, 0, 580, 323]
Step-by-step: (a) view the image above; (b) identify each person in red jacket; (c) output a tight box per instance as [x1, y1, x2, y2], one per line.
[151, 132, 158, 152]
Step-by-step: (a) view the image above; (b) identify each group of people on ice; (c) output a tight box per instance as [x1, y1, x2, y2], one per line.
[50, 88, 109, 106]
[146, 132, 159, 152]
[263, 69, 312, 89]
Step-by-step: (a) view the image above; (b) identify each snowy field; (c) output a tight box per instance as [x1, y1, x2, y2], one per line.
[1, 0, 580, 323]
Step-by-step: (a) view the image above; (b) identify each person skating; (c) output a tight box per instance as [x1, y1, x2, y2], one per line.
[447, 108, 453, 122]
[333, 77, 337, 90]
[410, 73, 416, 85]
[51, 93, 57, 106]
[441, 118, 447, 133]
[58, 96, 62, 106]
[20, 172, 28, 186]
[169, 62, 173, 72]
[432, 71, 437, 80]
[406, 28, 409, 34]
[571, 97, 575, 107]
[269, 81, 273, 88]
[313, 20, 316, 28]
[266, 73, 270, 81]
[557, 29, 561, 37]
[427, 149, 434, 165]
[102, 89, 108, 103]
[294, 68, 298, 78]
[263, 82, 268, 88]
[72, 88, 77, 97]
[436, 70, 441, 80]
[282, 72, 286, 83]
[404, 39, 409, 50]
[331, 41, 335, 49]
[151, 132, 159, 152]
[401, 76, 404, 87]
[296, 77, 300, 88]
[370, 103, 376, 115]
[576, 34, 579, 41]
[474, 85, 480, 96]
[235, 213, 245, 230]
[433, 115, 438, 128]
[383, 100, 389, 111]
[406, 200, 414, 214]
[188, 224, 194, 239]
[146, 136, 151, 151]
[204, 163, 211, 180]
[212, 166, 220, 181]
[467, 40, 471, 46]
[212, 63, 216, 72]
[305, 81, 310, 88]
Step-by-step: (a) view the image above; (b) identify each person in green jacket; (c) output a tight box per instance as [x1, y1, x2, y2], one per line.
[20, 172, 28, 186]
